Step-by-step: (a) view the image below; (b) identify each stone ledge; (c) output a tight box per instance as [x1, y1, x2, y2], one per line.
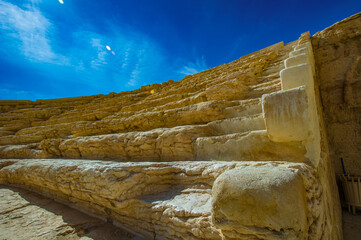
[0, 159, 321, 240]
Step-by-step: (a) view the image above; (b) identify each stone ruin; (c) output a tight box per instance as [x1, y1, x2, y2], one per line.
[1, 12, 361, 240]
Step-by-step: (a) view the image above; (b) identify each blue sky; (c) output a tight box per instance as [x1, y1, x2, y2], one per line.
[0, 0, 360, 100]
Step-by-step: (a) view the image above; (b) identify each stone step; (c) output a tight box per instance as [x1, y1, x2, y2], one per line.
[207, 113, 265, 135]
[72, 100, 238, 137]
[195, 130, 307, 162]
[248, 78, 281, 97]
[0, 98, 265, 149]
[256, 72, 280, 83]
[9, 100, 233, 140]
[0, 158, 316, 240]
[1, 113, 267, 161]
[0, 185, 140, 240]
[259, 61, 284, 77]
[0, 144, 43, 159]
[1, 112, 266, 160]
[40, 124, 212, 161]
[223, 98, 262, 118]
[0, 159, 231, 239]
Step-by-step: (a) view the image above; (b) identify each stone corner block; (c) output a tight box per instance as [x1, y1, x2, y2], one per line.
[280, 63, 314, 90]
[284, 53, 311, 68]
[211, 165, 308, 238]
[294, 42, 311, 51]
[262, 86, 312, 142]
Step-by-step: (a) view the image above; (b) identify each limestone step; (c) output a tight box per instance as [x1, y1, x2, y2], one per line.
[0, 144, 43, 159]
[248, 78, 281, 97]
[207, 113, 265, 135]
[72, 100, 238, 137]
[39, 124, 213, 161]
[0, 158, 316, 240]
[0, 111, 267, 161]
[259, 61, 284, 77]
[256, 72, 280, 83]
[195, 130, 307, 162]
[223, 98, 262, 118]
[0, 185, 139, 240]
[0, 98, 266, 150]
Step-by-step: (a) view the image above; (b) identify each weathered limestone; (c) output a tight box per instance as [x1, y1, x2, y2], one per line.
[262, 86, 311, 142]
[57, 125, 211, 161]
[212, 165, 312, 239]
[0, 159, 321, 240]
[0, 185, 138, 240]
[195, 130, 307, 162]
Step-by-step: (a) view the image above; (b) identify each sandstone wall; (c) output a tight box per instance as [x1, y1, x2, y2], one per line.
[313, 12, 361, 175]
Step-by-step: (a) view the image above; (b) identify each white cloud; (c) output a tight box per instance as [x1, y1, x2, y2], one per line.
[178, 56, 208, 76]
[70, 29, 167, 90]
[0, 0, 67, 64]
[128, 64, 140, 86]
[89, 38, 108, 68]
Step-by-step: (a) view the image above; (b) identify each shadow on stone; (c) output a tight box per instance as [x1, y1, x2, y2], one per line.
[0, 184, 141, 240]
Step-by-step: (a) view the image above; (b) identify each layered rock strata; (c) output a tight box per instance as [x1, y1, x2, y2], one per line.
[0, 12, 358, 240]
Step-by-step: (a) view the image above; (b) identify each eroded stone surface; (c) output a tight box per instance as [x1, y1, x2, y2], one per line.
[0, 184, 139, 240]
[0, 159, 322, 240]
[313, 12, 361, 175]
[212, 165, 312, 239]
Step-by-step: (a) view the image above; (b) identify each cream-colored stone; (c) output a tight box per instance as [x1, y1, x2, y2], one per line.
[195, 130, 307, 162]
[294, 42, 311, 51]
[0, 159, 321, 240]
[0, 159, 237, 239]
[207, 114, 265, 135]
[289, 46, 310, 57]
[262, 86, 311, 142]
[0, 185, 138, 240]
[280, 63, 314, 90]
[212, 165, 309, 239]
[57, 125, 211, 161]
[285, 53, 311, 68]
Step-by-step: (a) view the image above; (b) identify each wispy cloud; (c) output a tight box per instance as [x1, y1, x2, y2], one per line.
[128, 64, 140, 87]
[178, 56, 208, 76]
[0, 0, 67, 64]
[89, 38, 108, 68]
[69, 28, 167, 90]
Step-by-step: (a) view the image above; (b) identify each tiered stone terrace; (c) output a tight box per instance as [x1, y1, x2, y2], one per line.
[0, 41, 299, 162]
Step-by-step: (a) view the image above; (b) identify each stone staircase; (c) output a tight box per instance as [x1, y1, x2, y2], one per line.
[0, 40, 295, 162]
[0, 31, 342, 239]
